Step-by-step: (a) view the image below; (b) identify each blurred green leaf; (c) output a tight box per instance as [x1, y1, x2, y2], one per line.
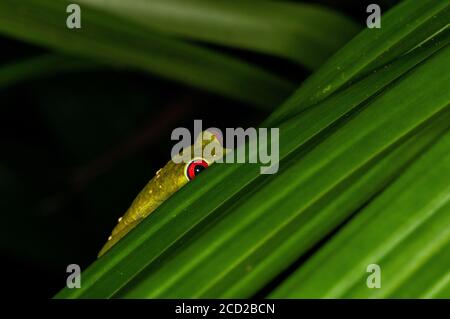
[0, 0, 295, 108]
[76, 0, 359, 70]
[0, 54, 99, 89]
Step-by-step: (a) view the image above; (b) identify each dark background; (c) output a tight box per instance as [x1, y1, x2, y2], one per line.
[0, 0, 397, 298]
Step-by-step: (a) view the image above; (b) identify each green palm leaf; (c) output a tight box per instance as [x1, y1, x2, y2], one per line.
[270, 127, 450, 298]
[55, 14, 449, 298]
[1, 0, 446, 299]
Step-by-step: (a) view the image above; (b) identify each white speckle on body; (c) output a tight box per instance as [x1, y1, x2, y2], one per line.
[323, 85, 332, 93]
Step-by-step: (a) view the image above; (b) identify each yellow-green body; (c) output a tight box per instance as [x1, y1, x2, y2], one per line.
[98, 130, 225, 257]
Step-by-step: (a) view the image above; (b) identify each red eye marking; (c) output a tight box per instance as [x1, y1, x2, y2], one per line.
[186, 159, 209, 180]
